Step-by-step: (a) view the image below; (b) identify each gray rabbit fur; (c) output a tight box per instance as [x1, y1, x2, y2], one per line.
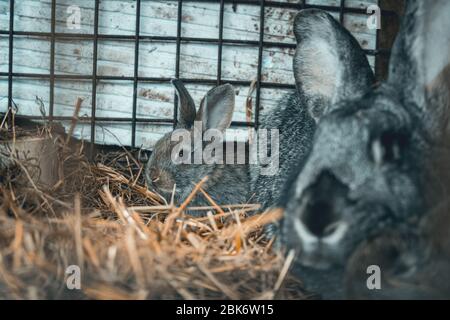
[249, 7, 375, 299]
[276, 0, 450, 299]
[145, 80, 249, 213]
[250, 8, 374, 211]
[346, 200, 450, 300]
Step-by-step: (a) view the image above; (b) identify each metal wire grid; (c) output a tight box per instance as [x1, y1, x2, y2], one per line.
[0, 0, 396, 148]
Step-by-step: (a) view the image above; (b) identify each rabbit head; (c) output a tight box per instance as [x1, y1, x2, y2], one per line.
[145, 80, 241, 205]
[281, 1, 450, 269]
[251, 8, 375, 211]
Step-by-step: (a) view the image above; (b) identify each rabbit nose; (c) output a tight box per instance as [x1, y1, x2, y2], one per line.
[299, 171, 350, 240]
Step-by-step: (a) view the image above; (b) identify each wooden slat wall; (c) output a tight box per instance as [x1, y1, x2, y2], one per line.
[0, 0, 378, 148]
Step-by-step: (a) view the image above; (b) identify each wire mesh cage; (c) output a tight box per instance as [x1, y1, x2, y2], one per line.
[0, 0, 401, 151]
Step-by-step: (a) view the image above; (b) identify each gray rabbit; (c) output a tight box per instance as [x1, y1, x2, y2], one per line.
[145, 80, 249, 212]
[279, 0, 450, 297]
[250, 8, 374, 212]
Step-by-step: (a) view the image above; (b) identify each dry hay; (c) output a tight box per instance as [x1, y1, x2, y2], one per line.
[0, 116, 309, 300]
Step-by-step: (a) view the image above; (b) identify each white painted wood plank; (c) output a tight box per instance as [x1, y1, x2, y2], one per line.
[0, 1, 9, 32]
[0, 36, 8, 73]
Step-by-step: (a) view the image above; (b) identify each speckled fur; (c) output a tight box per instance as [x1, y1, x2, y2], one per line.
[250, 92, 316, 210]
[145, 82, 250, 215]
[281, 1, 450, 299]
[250, 9, 374, 213]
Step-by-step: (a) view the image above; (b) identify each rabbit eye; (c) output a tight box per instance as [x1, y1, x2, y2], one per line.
[371, 131, 408, 165]
[179, 149, 184, 158]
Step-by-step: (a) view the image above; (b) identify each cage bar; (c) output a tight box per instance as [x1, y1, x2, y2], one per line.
[49, 0, 56, 122]
[254, 0, 265, 129]
[339, 0, 346, 24]
[217, 0, 225, 85]
[131, 0, 142, 148]
[90, 0, 100, 150]
[7, 0, 14, 127]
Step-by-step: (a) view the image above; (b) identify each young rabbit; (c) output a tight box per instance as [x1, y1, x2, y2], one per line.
[250, 8, 374, 211]
[145, 80, 249, 213]
[280, 0, 450, 296]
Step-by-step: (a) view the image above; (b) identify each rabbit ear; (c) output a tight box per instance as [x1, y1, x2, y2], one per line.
[388, 0, 450, 136]
[293, 9, 375, 122]
[171, 79, 196, 129]
[196, 84, 235, 132]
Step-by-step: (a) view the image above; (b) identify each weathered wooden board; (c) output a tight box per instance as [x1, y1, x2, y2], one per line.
[0, 0, 378, 148]
[0, 136, 60, 187]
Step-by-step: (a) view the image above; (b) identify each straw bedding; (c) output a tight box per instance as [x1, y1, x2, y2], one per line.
[0, 117, 309, 300]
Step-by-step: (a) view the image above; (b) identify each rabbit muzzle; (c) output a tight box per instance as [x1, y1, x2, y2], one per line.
[284, 169, 398, 270]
